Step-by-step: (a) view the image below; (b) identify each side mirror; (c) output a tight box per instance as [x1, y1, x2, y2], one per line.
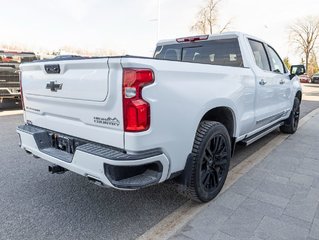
[289, 65, 306, 80]
[290, 65, 306, 76]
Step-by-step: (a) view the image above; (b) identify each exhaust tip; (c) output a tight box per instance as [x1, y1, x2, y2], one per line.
[87, 176, 104, 187]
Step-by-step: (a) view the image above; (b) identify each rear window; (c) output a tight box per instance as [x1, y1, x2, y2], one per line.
[0, 51, 37, 64]
[154, 38, 243, 67]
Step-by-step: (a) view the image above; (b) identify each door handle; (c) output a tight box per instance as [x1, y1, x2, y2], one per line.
[259, 79, 267, 85]
[279, 79, 285, 84]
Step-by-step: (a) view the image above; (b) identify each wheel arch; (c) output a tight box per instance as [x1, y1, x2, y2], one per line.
[200, 106, 236, 138]
[199, 106, 237, 157]
[174, 105, 237, 187]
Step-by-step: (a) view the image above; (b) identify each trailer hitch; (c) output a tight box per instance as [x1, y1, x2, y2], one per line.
[48, 165, 68, 174]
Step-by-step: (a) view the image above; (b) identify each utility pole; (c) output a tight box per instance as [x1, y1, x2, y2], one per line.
[157, 0, 161, 41]
[149, 0, 161, 42]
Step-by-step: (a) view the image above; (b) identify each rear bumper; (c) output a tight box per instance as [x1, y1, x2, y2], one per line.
[17, 124, 170, 190]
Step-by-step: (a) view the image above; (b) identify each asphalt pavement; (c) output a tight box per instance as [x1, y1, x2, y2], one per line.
[0, 84, 318, 240]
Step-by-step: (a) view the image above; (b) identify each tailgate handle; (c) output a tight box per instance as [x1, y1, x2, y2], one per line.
[45, 64, 60, 74]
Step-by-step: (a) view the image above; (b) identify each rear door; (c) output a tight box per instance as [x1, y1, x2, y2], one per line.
[20, 58, 125, 149]
[248, 39, 284, 129]
[265, 45, 292, 115]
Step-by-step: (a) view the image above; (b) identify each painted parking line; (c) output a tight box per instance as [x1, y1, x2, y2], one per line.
[137, 107, 319, 240]
[0, 110, 23, 117]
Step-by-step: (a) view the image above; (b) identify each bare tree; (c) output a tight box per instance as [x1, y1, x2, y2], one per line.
[190, 0, 231, 34]
[289, 16, 319, 73]
[218, 19, 232, 33]
[191, 8, 209, 34]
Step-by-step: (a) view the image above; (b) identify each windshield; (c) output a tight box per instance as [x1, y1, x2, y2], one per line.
[0, 51, 37, 64]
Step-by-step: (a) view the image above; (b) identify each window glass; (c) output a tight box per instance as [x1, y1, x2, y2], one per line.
[291, 66, 298, 75]
[154, 38, 243, 67]
[266, 46, 285, 74]
[248, 39, 270, 71]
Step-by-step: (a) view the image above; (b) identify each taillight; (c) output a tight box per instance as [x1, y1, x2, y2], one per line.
[19, 71, 25, 111]
[123, 69, 154, 132]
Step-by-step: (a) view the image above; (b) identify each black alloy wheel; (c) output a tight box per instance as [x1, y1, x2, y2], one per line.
[280, 97, 300, 134]
[200, 134, 228, 193]
[293, 101, 300, 130]
[178, 121, 231, 202]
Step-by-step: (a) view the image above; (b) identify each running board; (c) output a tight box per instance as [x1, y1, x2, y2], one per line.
[241, 122, 284, 146]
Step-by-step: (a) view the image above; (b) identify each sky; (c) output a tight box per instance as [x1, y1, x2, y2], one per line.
[0, 0, 318, 63]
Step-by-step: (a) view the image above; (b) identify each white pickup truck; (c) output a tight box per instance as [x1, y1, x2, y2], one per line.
[17, 32, 303, 202]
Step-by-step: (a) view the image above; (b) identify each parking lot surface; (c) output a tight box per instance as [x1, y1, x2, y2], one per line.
[171, 110, 319, 240]
[0, 84, 318, 240]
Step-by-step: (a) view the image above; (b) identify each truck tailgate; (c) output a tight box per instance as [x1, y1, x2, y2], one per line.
[22, 59, 109, 101]
[20, 58, 124, 148]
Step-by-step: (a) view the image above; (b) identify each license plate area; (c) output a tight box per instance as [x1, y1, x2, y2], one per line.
[49, 133, 85, 154]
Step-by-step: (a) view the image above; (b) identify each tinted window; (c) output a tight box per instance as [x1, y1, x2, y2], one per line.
[248, 39, 270, 71]
[154, 38, 243, 67]
[266, 45, 286, 74]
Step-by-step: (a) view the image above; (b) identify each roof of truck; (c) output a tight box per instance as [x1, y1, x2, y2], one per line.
[156, 31, 262, 46]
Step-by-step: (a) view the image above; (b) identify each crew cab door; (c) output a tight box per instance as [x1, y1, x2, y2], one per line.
[248, 39, 288, 129]
[265, 44, 292, 115]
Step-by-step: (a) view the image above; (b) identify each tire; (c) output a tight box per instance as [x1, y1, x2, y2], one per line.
[178, 121, 231, 203]
[280, 97, 300, 134]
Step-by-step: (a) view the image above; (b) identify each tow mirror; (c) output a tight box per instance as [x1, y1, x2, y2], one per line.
[290, 65, 306, 79]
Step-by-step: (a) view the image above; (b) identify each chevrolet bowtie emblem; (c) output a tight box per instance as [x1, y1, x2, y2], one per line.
[46, 81, 63, 92]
